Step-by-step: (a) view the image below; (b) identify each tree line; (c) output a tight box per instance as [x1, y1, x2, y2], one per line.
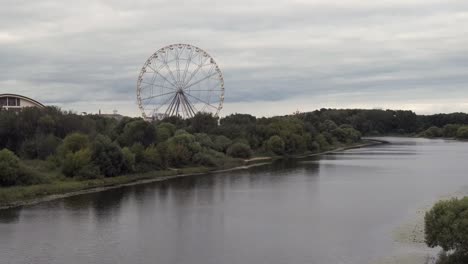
[1, 107, 468, 187]
[0, 107, 365, 186]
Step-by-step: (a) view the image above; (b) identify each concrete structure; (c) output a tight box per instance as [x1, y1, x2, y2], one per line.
[0, 94, 45, 111]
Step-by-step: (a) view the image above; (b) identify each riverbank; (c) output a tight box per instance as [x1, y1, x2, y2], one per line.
[0, 139, 386, 210]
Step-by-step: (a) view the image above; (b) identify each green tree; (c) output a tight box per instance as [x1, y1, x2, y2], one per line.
[142, 145, 163, 170]
[443, 124, 461, 138]
[122, 147, 136, 172]
[190, 112, 218, 133]
[91, 135, 125, 177]
[227, 143, 252, 159]
[421, 126, 443, 138]
[267, 135, 285, 155]
[60, 133, 90, 154]
[213, 135, 232, 153]
[62, 148, 96, 178]
[118, 120, 156, 147]
[425, 198, 468, 258]
[0, 149, 42, 185]
[457, 126, 468, 139]
[156, 122, 176, 142]
[0, 149, 21, 186]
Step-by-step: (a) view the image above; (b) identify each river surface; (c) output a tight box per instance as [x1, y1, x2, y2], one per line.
[1, 137, 468, 264]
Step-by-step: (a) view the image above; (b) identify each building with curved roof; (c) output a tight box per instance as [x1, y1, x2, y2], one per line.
[0, 94, 45, 111]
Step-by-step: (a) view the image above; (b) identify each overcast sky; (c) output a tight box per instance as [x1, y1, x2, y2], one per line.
[0, 0, 467, 117]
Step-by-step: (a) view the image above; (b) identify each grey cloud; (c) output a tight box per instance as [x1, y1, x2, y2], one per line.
[0, 0, 467, 116]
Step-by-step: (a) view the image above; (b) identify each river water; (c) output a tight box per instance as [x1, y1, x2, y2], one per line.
[1, 137, 468, 264]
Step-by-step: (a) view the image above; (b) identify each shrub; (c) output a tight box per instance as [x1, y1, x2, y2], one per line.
[425, 197, 468, 261]
[227, 143, 252, 159]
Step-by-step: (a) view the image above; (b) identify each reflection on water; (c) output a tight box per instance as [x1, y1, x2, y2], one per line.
[0, 137, 467, 264]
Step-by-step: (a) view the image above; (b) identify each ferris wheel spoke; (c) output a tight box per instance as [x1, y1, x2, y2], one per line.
[184, 72, 219, 90]
[140, 81, 176, 90]
[163, 50, 180, 85]
[181, 49, 194, 85]
[175, 46, 184, 83]
[187, 89, 223, 92]
[183, 94, 198, 117]
[146, 65, 179, 89]
[141, 90, 176, 101]
[185, 93, 218, 110]
[182, 56, 210, 87]
[154, 93, 178, 116]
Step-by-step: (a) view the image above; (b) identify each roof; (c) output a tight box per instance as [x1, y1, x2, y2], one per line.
[0, 93, 45, 108]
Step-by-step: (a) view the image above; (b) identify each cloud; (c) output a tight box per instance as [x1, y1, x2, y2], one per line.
[0, 0, 467, 116]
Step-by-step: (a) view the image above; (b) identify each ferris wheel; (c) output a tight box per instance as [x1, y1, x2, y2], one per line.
[136, 44, 225, 119]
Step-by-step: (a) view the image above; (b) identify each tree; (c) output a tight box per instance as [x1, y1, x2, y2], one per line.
[443, 124, 461, 138]
[190, 112, 218, 133]
[420, 126, 443, 138]
[0, 149, 42, 185]
[0, 149, 20, 186]
[425, 198, 468, 259]
[60, 133, 90, 154]
[167, 131, 200, 166]
[213, 135, 232, 153]
[227, 143, 252, 159]
[118, 120, 156, 147]
[457, 126, 468, 139]
[62, 148, 96, 178]
[92, 135, 125, 177]
[142, 145, 163, 170]
[156, 122, 176, 142]
[122, 147, 136, 172]
[267, 135, 285, 155]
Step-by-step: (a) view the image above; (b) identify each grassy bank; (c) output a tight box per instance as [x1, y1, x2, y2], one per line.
[0, 140, 383, 209]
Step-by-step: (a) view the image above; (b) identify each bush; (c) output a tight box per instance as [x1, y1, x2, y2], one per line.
[425, 197, 468, 261]
[227, 143, 252, 159]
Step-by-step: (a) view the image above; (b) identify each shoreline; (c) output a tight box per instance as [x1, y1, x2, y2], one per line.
[0, 139, 386, 210]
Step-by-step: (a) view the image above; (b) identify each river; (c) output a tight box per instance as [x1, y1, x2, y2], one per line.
[1, 137, 467, 264]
